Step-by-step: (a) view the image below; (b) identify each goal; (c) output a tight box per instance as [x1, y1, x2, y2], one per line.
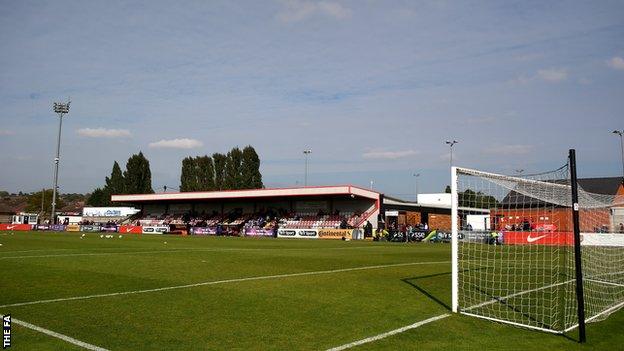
[451, 150, 624, 341]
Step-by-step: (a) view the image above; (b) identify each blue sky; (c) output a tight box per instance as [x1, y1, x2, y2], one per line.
[0, 0, 623, 198]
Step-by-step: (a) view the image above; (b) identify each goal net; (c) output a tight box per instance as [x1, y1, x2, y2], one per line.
[451, 161, 624, 334]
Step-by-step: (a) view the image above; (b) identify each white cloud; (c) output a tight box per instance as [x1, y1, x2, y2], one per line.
[317, 1, 351, 19]
[512, 68, 568, 84]
[276, 0, 351, 22]
[537, 68, 567, 82]
[148, 138, 203, 149]
[463, 116, 497, 124]
[483, 144, 534, 156]
[0, 130, 15, 136]
[362, 149, 418, 159]
[77, 128, 132, 138]
[514, 53, 545, 62]
[607, 56, 624, 70]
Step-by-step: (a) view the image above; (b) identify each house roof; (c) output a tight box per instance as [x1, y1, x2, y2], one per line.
[501, 177, 623, 207]
[0, 202, 15, 214]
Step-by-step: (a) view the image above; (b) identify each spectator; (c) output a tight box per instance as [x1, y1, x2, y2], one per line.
[339, 219, 348, 229]
[364, 221, 373, 238]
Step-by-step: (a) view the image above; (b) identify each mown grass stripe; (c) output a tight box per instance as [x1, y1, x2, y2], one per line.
[0, 261, 449, 308]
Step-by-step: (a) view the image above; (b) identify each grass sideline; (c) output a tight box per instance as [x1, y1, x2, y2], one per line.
[0, 231, 622, 350]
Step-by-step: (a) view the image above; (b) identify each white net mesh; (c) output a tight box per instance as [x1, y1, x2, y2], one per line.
[453, 165, 624, 334]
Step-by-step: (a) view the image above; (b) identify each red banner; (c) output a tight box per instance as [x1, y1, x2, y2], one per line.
[503, 231, 573, 246]
[118, 225, 143, 234]
[0, 224, 32, 231]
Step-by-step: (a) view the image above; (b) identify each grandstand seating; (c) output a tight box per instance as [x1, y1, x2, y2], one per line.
[132, 210, 364, 231]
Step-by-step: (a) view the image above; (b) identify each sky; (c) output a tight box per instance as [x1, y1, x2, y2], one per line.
[0, 0, 623, 199]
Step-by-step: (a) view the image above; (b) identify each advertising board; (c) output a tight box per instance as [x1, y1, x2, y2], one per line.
[318, 229, 353, 240]
[142, 226, 169, 234]
[118, 225, 142, 234]
[0, 224, 33, 231]
[503, 231, 572, 246]
[244, 227, 274, 237]
[66, 225, 81, 232]
[277, 228, 318, 239]
[190, 227, 217, 235]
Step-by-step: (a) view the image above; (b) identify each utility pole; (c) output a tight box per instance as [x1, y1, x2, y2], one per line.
[51, 100, 70, 224]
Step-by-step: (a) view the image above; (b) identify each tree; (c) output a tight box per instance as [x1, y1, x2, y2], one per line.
[25, 189, 64, 214]
[180, 157, 197, 192]
[124, 152, 154, 194]
[86, 188, 109, 206]
[105, 161, 125, 196]
[196, 156, 215, 191]
[459, 189, 498, 209]
[213, 153, 227, 190]
[241, 146, 263, 189]
[225, 147, 243, 189]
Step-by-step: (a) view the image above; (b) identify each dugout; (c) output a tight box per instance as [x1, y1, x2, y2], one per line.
[381, 196, 489, 231]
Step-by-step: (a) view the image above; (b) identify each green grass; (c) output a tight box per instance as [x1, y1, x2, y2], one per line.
[0, 231, 622, 350]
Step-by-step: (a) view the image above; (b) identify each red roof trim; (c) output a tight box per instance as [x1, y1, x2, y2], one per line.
[115, 184, 380, 197]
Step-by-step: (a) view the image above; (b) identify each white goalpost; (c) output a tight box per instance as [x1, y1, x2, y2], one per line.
[451, 150, 624, 341]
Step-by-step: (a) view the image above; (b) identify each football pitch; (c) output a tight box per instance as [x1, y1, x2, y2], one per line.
[1, 232, 622, 350]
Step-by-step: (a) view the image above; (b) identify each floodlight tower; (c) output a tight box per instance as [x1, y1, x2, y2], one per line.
[51, 101, 70, 224]
[445, 140, 458, 169]
[413, 173, 420, 202]
[303, 149, 312, 186]
[614, 130, 624, 182]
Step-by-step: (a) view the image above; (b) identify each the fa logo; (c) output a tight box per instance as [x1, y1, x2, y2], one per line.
[2, 314, 10, 349]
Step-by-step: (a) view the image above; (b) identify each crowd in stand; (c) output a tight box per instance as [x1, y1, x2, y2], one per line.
[131, 208, 364, 234]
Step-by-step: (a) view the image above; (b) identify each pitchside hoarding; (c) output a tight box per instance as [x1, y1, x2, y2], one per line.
[243, 228, 274, 237]
[0, 224, 32, 231]
[318, 229, 353, 240]
[80, 225, 102, 232]
[277, 228, 318, 238]
[190, 227, 217, 235]
[142, 226, 169, 234]
[118, 225, 143, 234]
[503, 231, 572, 245]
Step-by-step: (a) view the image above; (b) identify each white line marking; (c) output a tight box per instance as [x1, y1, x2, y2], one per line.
[0, 249, 208, 259]
[0, 261, 449, 308]
[585, 278, 624, 288]
[326, 313, 450, 351]
[0, 245, 396, 259]
[5, 315, 108, 351]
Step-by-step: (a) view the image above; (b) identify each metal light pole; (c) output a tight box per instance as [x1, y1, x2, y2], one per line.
[51, 101, 70, 224]
[445, 140, 458, 169]
[614, 130, 624, 182]
[303, 149, 311, 186]
[413, 173, 420, 202]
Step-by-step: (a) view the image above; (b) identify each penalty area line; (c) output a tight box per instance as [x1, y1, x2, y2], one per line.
[3, 315, 108, 351]
[326, 313, 450, 351]
[0, 261, 449, 309]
